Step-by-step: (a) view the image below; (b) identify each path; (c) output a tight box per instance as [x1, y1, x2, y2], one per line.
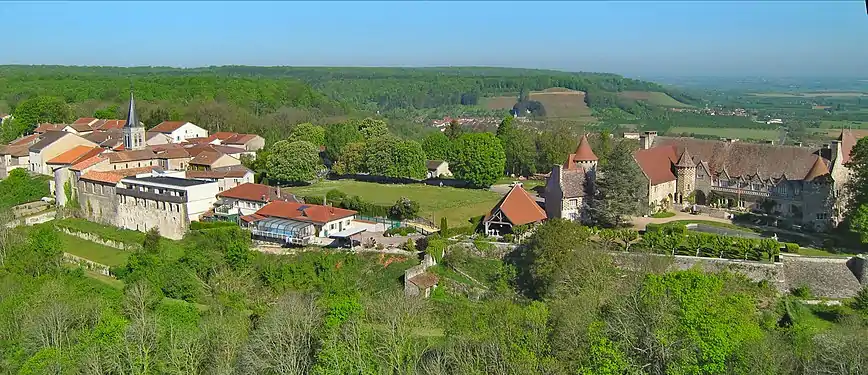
[629, 212, 733, 230]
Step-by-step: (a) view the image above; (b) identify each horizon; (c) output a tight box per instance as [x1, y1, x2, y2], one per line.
[1, 1, 866, 78]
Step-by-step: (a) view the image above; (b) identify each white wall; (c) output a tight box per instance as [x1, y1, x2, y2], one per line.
[170, 123, 209, 142]
[318, 216, 356, 238]
[184, 182, 219, 222]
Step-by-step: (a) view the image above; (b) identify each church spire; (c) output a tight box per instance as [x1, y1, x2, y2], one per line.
[125, 90, 141, 129]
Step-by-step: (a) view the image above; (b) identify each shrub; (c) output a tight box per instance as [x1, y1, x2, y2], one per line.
[190, 221, 237, 230]
[783, 242, 800, 254]
[791, 286, 813, 299]
[386, 226, 417, 236]
[650, 211, 676, 219]
[502, 233, 515, 243]
[473, 239, 495, 253]
[852, 286, 868, 313]
[402, 238, 417, 252]
[388, 197, 420, 220]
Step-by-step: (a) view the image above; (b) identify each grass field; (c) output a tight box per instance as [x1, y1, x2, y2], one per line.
[751, 92, 868, 98]
[528, 88, 593, 118]
[285, 180, 503, 226]
[619, 91, 693, 108]
[60, 232, 130, 267]
[818, 120, 868, 129]
[668, 127, 780, 141]
[823, 129, 868, 139]
[480, 96, 517, 110]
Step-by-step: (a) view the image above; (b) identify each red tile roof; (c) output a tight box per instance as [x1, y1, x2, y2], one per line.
[573, 134, 598, 161]
[189, 150, 224, 166]
[65, 123, 94, 132]
[485, 184, 547, 226]
[838, 129, 857, 164]
[155, 148, 190, 159]
[34, 123, 65, 133]
[8, 134, 39, 147]
[46, 145, 103, 165]
[223, 133, 259, 145]
[73, 117, 97, 125]
[97, 120, 127, 130]
[217, 183, 299, 203]
[633, 145, 678, 185]
[70, 155, 107, 171]
[80, 171, 124, 184]
[149, 121, 187, 133]
[255, 201, 357, 225]
[106, 149, 156, 163]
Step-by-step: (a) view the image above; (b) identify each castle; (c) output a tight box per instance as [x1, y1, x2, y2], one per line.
[545, 130, 855, 231]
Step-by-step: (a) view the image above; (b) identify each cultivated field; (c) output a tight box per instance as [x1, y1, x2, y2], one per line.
[528, 88, 594, 118]
[822, 129, 868, 139]
[480, 96, 518, 110]
[818, 120, 868, 129]
[751, 92, 868, 98]
[286, 180, 503, 226]
[668, 127, 780, 141]
[619, 91, 693, 108]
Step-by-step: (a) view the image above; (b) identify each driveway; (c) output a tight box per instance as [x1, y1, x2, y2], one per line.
[629, 212, 734, 231]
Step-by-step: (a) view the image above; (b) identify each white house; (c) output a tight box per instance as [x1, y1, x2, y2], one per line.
[149, 121, 209, 143]
[213, 182, 301, 217]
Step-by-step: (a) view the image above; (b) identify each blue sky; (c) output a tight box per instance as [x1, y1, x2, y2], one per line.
[1, 1, 865, 77]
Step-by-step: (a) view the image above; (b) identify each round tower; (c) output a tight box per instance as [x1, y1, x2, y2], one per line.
[572, 134, 598, 173]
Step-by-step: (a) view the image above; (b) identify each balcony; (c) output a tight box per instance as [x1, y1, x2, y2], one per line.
[711, 185, 770, 198]
[214, 204, 237, 216]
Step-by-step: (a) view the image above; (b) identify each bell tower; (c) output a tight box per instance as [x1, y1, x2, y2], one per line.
[123, 90, 146, 150]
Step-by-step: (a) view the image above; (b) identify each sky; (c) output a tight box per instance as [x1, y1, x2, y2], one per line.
[1, 1, 866, 77]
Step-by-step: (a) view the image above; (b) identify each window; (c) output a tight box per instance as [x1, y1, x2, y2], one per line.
[330, 223, 335, 230]
[817, 213, 829, 220]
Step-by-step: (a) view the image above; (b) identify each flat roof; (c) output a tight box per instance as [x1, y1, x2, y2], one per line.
[123, 176, 212, 187]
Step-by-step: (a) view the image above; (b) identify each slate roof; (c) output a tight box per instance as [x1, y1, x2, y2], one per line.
[484, 184, 547, 226]
[561, 168, 589, 198]
[255, 201, 357, 225]
[653, 137, 822, 180]
[29, 131, 74, 152]
[217, 182, 301, 203]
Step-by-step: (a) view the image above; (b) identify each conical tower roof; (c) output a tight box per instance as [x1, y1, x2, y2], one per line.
[675, 148, 696, 168]
[804, 155, 829, 181]
[573, 134, 598, 161]
[124, 91, 141, 129]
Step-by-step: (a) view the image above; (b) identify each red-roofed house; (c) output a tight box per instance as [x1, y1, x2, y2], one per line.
[149, 121, 208, 143]
[242, 200, 360, 245]
[484, 183, 547, 236]
[212, 182, 300, 220]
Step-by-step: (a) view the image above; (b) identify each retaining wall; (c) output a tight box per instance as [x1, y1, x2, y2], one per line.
[58, 227, 141, 251]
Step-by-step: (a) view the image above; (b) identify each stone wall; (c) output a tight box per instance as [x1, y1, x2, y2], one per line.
[404, 254, 436, 297]
[58, 227, 141, 251]
[63, 253, 111, 276]
[116, 198, 189, 240]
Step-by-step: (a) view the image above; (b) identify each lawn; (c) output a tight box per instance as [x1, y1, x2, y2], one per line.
[818, 120, 868, 129]
[619, 91, 693, 108]
[668, 127, 780, 141]
[286, 180, 503, 226]
[55, 218, 145, 245]
[60, 232, 130, 267]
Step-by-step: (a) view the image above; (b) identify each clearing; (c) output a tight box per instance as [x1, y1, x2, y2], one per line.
[286, 180, 503, 226]
[480, 96, 518, 110]
[668, 127, 780, 141]
[528, 88, 594, 119]
[619, 91, 693, 108]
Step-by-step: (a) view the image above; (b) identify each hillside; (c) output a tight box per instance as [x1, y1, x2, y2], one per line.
[618, 90, 693, 108]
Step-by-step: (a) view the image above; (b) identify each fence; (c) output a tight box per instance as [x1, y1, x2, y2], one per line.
[357, 215, 402, 230]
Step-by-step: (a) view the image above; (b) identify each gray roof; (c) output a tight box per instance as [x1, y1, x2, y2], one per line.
[124, 91, 142, 129]
[28, 131, 71, 152]
[561, 169, 588, 198]
[124, 175, 211, 187]
[426, 160, 446, 170]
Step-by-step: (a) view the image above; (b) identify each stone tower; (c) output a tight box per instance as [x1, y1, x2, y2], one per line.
[675, 148, 697, 200]
[123, 91, 146, 151]
[570, 134, 598, 173]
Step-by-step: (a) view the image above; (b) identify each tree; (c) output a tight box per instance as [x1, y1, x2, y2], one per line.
[390, 140, 427, 180]
[389, 198, 420, 220]
[848, 204, 868, 244]
[497, 119, 536, 176]
[93, 105, 119, 119]
[591, 131, 613, 167]
[332, 142, 366, 175]
[846, 137, 868, 221]
[11, 95, 72, 130]
[421, 132, 453, 162]
[325, 122, 363, 161]
[589, 141, 644, 227]
[357, 118, 389, 140]
[451, 133, 506, 188]
[364, 136, 399, 177]
[266, 140, 323, 183]
[289, 123, 326, 147]
[445, 120, 464, 140]
[142, 228, 161, 254]
[535, 125, 576, 172]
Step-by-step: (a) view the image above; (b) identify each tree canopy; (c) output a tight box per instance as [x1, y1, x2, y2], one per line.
[450, 132, 506, 188]
[266, 140, 323, 183]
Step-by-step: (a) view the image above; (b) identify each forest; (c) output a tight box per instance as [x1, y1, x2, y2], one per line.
[2, 216, 868, 374]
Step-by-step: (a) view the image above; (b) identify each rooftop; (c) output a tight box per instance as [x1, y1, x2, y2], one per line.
[149, 121, 188, 133]
[123, 175, 212, 187]
[484, 184, 547, 226]
[46, 145, 103, 165]
[255, 200, 357, 225]
[217, 182, 299, 203]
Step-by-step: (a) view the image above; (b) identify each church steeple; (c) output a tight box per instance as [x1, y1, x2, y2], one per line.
[123, 90, 146, 150]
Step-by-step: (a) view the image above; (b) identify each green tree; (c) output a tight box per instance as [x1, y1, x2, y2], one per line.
[451, 132, 506, 188]
[142, 227, 162, 254]
[357, 118, 389, 140]
[93, 105, 119, 119]
[390, 140, 427, 180]
[332, 142, 367, 175]
[497, 118, 537, 176]
[389, 198, 420, 220]
[445, 119, 464, 140]
[289, 123, 326, 146]
[846, 137, 868, 221]
[849, 204, 868, 244]
[266, 140, 323, 183]
[535, 125, 576, 172]
[364, 136, 399, 177]
[420, 131, 453, 162]
[589, 141, 644, 227]
[325, 122, 363, 161]
[11, 96, 72, 130]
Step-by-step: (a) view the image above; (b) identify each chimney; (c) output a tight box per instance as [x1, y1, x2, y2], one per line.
[831, 140, 842, 163]
[639, 131, 656, 150]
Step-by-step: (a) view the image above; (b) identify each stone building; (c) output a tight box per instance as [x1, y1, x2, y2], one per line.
[631, 130, 854, 231]
[484, 183, 547, 236]
[78, 171, 218, 240]
[544, 134, 597, 223]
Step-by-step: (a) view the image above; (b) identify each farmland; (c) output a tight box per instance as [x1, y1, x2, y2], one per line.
[668, 126, 781, 141]
[481, 95, 519, 110]
[750, 92, 868, 98]
[285, 180, 503, 226]
[818, 120, 868, 129]
[528, 88, 594, 119]
[619, 91, 693, 108]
